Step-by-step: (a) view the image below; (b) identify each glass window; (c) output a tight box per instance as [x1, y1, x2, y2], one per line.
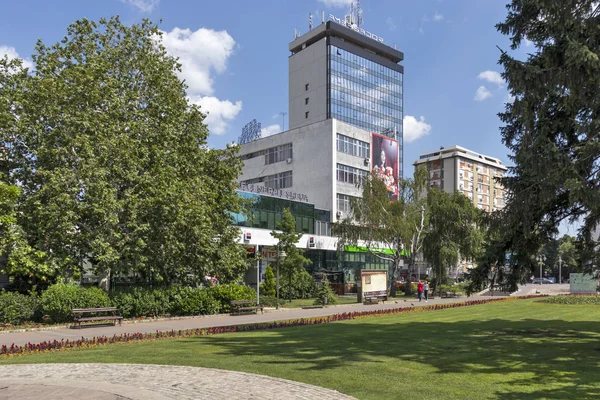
[265, 143, 293, 165]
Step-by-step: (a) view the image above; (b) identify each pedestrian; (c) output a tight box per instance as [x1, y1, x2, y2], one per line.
[417, 280, 424, 302]
[424, 281, 429, 302]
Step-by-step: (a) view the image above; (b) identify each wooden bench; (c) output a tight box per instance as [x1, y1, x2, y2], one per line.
[72, 307, 122, 329]
[364, 296, 387, 305]
[441, 291, 459, 298]
[230, 300, 263, 315]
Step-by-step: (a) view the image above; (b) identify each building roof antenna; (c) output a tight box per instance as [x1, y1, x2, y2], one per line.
[356, 0, 363, 27]
[309, 12, 313, 30]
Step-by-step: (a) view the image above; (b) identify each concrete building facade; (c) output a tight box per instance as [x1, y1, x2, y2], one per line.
[413, 145, 508, 212]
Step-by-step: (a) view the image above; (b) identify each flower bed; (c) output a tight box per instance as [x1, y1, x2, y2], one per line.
[537, 294, 600, 305]
[1, 295, 546, 358]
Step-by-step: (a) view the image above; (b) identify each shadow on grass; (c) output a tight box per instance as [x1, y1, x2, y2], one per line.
[184, 317, 600, 399]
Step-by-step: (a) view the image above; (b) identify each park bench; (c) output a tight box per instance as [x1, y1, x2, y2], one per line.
[230, 299, 263, 315]
[72, 307, 122, 329]
[440, 291, 458, 298]
[364, 295, 386, 304]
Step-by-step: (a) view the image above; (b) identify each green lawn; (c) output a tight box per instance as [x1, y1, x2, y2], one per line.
[3, 299, 600, 400]
[279, 296, 358, 308]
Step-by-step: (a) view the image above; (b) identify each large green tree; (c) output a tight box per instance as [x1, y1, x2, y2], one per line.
[270, 208, 311, 303]
[470, 0, 600, 292]
[3, 17, 246, 288]
[335, 168, 428, 296]
[422, 188, 484, 293]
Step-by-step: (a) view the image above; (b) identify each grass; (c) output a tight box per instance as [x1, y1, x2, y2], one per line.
[279, 295, 358, 308]
[3, 299, 600, 399]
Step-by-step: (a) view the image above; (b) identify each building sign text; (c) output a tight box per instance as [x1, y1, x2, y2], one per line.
[329, 14, 384, 43]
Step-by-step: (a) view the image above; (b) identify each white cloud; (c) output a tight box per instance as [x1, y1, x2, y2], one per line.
[478, 70, 504, 87]
[403, 116, 432, 143]
[317, 0, 353, 8]
[433, 13, 444, 22]
[260, 124, 281, 138]
[161, 27, 236, 96]
[504, 93, 516, 104]
[190, 96, 242, 135]
[524, 38, 534, 47]
[120, 0, 159, 12]
[0, 46, 33, 70]
[386, 17, 397, 31]
[160, 27, 241, 135]
[474, 86, 492, 101]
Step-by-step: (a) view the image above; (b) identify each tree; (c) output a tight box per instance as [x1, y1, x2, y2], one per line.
[558, 235, 581, 279]
[422, 188, 484, 294]
[262, 265, 276, 297]
[469, 1, 600, 292]
[270, 208, 311, 303]
[335, 168, 428, 297]
[3, 17, 247, 288]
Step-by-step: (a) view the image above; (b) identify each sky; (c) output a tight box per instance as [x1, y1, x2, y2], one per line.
[1, 0, 581, 236]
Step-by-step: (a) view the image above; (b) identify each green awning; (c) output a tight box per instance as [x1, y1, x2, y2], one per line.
[344, 245, 409, 256]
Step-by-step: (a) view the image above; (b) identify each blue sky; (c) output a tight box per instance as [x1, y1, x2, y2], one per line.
[1, 0, 527, 168]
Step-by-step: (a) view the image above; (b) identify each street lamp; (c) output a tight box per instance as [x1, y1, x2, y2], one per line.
[558, 256, 562, 284]
[537, 254, 546, 283]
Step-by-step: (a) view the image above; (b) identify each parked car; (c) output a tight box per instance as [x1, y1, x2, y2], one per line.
[547, 277, 556, 283]
[532, 278, 553, 284]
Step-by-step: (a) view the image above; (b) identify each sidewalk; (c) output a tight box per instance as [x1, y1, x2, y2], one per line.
[1, 295, 498, 347]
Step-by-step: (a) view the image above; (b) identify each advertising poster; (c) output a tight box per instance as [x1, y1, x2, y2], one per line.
[371, 133, 399, 200]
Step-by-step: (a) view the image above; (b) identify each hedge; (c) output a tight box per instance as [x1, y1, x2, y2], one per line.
[0, 291, 39, 326]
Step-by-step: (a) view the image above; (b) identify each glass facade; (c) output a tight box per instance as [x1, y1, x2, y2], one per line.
[232, 191, 315, 233]
[329, 44, 403, 176]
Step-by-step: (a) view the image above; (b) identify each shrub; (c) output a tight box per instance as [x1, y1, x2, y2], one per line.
[39, 283, 110, 323]
[259, 295, 278, 307]
[261, 265, 276, 297]
[169, 287, 221, 315]
[110, 287, 172, 318]
[207, 284, 256, 313]
[279, 268, 317, 300]
[314, 281, 337, 306]
[0, 291, 39, 325]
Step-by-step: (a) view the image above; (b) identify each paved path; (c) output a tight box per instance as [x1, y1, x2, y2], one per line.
[1, 296, 497, 347]
[0, 363, 355, 399]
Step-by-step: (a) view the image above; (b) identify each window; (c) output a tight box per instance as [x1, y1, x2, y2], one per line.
[265, 143, 292, 165]
[305, 97, 309, 105]
[336, 164, 367, 185]
[336, 194, 353, 214]
[264, 171, 293, 190]
[305, 111, 309, 119]
[336, 134, 370, 158]
[305, 83, 309, 91]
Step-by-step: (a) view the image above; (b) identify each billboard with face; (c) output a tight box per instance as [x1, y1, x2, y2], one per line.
[371, 133, 399, 200]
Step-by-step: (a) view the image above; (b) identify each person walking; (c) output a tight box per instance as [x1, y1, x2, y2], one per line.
[417, 280, 424, 302]
[423, 281, 429, 302]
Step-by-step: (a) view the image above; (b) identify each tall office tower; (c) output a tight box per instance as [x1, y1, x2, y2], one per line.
[288, 15, 404, 177]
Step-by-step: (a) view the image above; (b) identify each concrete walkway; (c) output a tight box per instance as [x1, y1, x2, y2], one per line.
[1, 295, 498, 347]
[0, 363, 356, 399]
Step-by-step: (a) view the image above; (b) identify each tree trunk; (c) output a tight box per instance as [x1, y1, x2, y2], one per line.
[404, 263, 413, 296]
[288, 269, 292, 303]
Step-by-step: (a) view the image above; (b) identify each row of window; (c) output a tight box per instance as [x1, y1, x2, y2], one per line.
[331, 100, 402, 137]
[329, 45, 403, 84]
[243, 171, 293, 190]
[337, 163, 367, 185]
[331, 96, 402, 126]
[330, 69, 403, 103]
[337, 134, 370, 158]
[265, 143, 292, 165]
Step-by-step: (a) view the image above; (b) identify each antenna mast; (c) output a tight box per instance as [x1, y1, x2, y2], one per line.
[356, 0, 363, 27]
[309, 12, 313, 30]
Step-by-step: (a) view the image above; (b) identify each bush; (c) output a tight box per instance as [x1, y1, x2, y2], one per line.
[259, 295, 278, 307]
[279, 268, 317, 300]
[0, 291, 39, 325]
[207, 284, 256, 313]
[39, 283, 110, 323]
[110, 287, 173, 318]
[261, 265, 276, 297]
[169, 287, 221, 315]
[314, 281, 337, 306]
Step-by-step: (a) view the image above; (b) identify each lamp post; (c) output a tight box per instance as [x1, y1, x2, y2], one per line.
[558, 256, 562, 284]
[537, 254, 546, 283]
